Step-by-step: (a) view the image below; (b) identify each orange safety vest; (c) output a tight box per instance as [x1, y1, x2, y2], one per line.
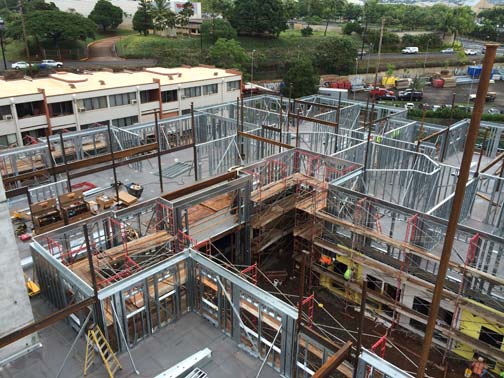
[472, 362, 485, 376]
[320, 255, 332, 265]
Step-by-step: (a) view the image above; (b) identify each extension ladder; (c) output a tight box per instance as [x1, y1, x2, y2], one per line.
[84, 324, 122, 378]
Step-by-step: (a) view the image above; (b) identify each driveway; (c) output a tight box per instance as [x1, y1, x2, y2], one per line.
[87, 36, 124, 61]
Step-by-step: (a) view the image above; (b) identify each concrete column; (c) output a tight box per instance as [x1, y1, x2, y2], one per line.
[0, 173, 40, 365]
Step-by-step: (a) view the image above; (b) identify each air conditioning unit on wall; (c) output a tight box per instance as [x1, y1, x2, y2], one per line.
[4, 115, 13, 120]
[78, 107, 86, 112]
[130, 99, 137, 105]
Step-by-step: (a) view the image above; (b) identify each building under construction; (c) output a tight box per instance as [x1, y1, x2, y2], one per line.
[2, 86, 504, 377]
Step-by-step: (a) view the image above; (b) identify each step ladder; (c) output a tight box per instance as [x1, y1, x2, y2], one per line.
[84, 324, 122, 378]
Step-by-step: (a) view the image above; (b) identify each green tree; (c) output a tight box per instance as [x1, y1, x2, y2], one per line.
[342, 3, 362, 21]
[205, 0, 234, 19]
[208, 38, 249, 71]
[176, 1, 194, 31]
[132, 0, 153, 36]
[7, 10, 96, 46]
[322, 0, 346, 36]
[24, 0, 58, 12]
[89, 0, 123, 32]
[230, 0, 288, 37]
[151, 0, 176, 34]
[313, 37, 356, 74]
[201, 19, 237, 42]
[447, 6, 475, 45]
[343, 21, 362, 35]
[281, 58, 320, 98]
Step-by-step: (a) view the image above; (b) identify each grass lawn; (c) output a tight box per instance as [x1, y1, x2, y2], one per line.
[4, 40, 26, 62]
[116, 30, 361, 78]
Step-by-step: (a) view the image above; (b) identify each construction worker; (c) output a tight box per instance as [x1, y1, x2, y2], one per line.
[471, 356, 487, 378]
[320, 255, 332, 267]
[344, 266, 354, 281]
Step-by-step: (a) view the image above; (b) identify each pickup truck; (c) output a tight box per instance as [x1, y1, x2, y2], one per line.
[369, 87, 395, 99]
[469, 92, 496, 102]
[398, 89, 423, 101]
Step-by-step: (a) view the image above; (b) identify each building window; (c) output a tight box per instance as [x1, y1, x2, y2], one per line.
[479, 326, 503, 350]
[203, 84, 218, 95]
[227, 80, 240, 91]
[161, 90, 178, 103]
[140, 89, 158, 104]
[49, 101, 73, 117]
[109, 92, 137, 107]
[0, 105, 12, 120]
[78, 96, 107, 111]
[0, 133, 17, 148]
[183, 86, 201, 98]
[382, 283, 400, 318]
[112, 116, 138, 127]
[366, 275, 382, 291]
[16, 101, 45, 118]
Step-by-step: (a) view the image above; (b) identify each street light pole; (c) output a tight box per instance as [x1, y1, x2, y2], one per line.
[0, 18, 7, 70]
[366, 43, 373, 76]
[354, 57, 359, 100]
[423, 39, 430, 74]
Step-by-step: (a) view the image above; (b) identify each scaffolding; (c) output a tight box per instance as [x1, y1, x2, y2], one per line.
[26, 94, 504, 375]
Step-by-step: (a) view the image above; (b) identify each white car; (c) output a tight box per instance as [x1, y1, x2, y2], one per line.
[11, 61, 30, 70]
[464, 49, 477, 56]
[488, 108, 500, 114]
[401, 46, 419, 54]
[41, 59, 63, 68]
[441, 48, 454, 53]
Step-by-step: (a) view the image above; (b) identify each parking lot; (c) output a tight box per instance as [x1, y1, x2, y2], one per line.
[353, 79, 504, 114]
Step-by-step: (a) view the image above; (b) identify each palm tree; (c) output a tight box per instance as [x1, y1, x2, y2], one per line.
[151, 0, 176, 34]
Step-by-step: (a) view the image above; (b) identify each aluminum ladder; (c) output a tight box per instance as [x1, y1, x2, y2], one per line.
[84, 324, 122, 378]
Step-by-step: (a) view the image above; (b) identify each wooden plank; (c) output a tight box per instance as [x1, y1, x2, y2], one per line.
[238, 131, 293, 150]
[312, 340, 352, 378]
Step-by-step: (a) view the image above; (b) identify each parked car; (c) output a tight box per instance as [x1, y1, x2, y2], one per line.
[11, 61, 30, 70]
[369, 87, 394, 98]
[441, 48, 454, 54]
[378, 93, 397, 101]
[398, 89, 423, 101]
[488, 108, 500, 114]
[464, 49, 478, 56]
[404, 102, 415, 110]
[469, 92, 496, 102]
[40, 59, 63, 68]
[401, 46, 419, 54]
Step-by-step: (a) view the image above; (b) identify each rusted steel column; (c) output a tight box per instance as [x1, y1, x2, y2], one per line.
[416, 44, 498, 378]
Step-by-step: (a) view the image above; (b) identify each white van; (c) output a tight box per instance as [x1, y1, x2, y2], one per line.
[318, 88, 348, 100]
[401, 47, 419, 54]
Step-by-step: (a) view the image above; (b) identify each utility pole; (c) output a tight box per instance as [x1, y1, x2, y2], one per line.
[373, 17, 385, 88]
[416, 44, 498, 378]
[18, 0, 30, 60]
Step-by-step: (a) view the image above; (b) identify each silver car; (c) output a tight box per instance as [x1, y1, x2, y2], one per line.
[11, 61, 30, 69]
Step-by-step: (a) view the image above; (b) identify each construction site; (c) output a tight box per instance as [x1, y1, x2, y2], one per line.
[0, 48, 503, 378]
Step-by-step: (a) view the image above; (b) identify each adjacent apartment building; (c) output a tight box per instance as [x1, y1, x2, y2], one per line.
[0, 66, 242, 147]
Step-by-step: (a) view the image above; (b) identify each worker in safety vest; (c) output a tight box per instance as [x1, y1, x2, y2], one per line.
[471, 357, 487, 378]
[344, 267, 354, 281]
[320, 255, 332, 267]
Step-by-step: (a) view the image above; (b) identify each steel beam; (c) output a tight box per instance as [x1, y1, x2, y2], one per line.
[0, 297, 95, 349]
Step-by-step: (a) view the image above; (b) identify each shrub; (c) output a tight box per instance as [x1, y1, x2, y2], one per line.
[301, 26, 313, 37]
